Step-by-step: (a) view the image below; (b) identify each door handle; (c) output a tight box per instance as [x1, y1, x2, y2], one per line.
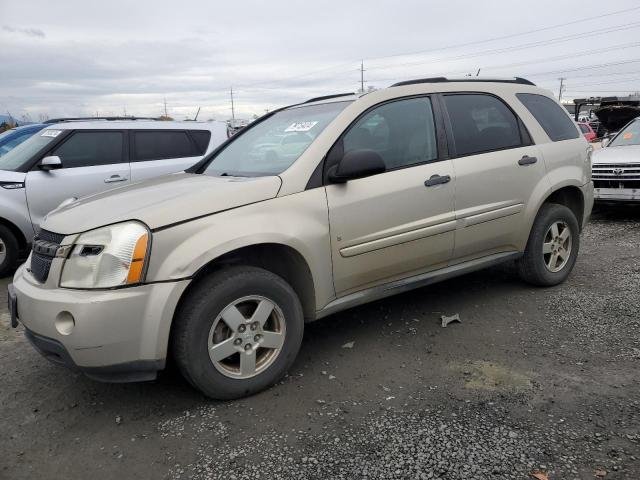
[518, 155, 538, 166]
[104, 175, 128, 183]
[424, 174, 451, 187]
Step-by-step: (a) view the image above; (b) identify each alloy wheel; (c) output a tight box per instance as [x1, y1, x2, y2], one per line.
[543, 220, 572, 273]
[207, 295, 286, 379]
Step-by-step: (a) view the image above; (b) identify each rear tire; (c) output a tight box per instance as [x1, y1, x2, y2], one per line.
[517, 203, 580, 286]
[0, 225, 19, 278]
[172, 265, 304, 400]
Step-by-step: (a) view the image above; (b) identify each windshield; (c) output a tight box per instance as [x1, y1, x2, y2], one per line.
[204, 101, 351, 177]
[609, 120, 640, 147]
[0, 126, 42, 157]
[0, 128, 62, 171]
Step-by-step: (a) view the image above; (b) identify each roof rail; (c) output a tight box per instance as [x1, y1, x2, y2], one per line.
[303, 93, 355, 104]
[390, 77, 536, 87]
[43, 116, 161, 124]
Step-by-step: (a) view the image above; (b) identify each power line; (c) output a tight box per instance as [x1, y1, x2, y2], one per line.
[363, 6, 640, 63]
[367, 21, 640, 71]
[231, 6, 640, 92]
[525, 58, 640, 77]
[366, 44, 640, 86]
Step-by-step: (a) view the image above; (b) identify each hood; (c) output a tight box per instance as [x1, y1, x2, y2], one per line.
[42, 172, 282, 234]
[592, 145, 640, 165]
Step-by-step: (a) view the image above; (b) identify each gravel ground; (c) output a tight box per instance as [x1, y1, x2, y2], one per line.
[1, 204, 638, 480]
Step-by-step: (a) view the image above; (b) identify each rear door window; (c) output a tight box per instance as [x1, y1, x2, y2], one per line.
[132, 130, 197, 161]
[443, 94, 523, 156]
[517, 93, 580, 142]
[189, 130, 212, 154]
[52, 131, 124, 168]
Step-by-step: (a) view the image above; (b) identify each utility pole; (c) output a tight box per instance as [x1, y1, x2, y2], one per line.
[360, 60, 366, 93]
[230, 87, 236, 126]
[558, 77, 566, 102]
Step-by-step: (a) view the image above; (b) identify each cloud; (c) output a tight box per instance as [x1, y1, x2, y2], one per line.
[1, 0, 639, 120]
[2, 25, 46, 38]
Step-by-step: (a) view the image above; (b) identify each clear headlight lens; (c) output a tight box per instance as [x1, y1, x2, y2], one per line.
[60, 222, 150, 289]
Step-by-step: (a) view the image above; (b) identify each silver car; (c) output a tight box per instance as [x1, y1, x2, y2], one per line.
[0, 119, 227, 275]
[592, 117, 640, 202]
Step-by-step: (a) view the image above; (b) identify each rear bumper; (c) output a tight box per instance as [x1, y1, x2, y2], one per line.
[581, 181, 595, 228]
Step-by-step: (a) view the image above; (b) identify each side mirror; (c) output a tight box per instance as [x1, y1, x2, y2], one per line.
[39, 156, 63, 171]
[601, 137, 610, 148]
[328, 149, 386, 183]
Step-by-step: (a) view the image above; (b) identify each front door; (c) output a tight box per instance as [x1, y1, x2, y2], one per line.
[25, 130, 130, 230]
[325, 96, 456, 295]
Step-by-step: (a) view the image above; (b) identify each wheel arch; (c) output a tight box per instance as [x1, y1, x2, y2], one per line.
[176, 242, 317, 322]
[0, 216, 29, 253]
[542, 185, 585, 231]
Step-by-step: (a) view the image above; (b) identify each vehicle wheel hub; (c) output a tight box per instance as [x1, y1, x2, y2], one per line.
[543, 220, 572, 273]
[207, 295, 286, 379]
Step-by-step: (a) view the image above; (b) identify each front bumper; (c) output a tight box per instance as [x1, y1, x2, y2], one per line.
[11, 263, 190, 382]
[594, 187, 640, 203]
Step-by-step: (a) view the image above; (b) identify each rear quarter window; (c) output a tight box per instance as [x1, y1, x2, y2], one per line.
[132, 130, 197, 162]
[189, 130, 212, 155]
[517, 93, 580, 142]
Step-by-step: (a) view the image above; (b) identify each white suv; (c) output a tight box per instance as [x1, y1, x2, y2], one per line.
[0, 119, 227, 275]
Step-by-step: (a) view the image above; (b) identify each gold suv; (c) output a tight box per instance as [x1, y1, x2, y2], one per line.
[9, 77, 594, 399]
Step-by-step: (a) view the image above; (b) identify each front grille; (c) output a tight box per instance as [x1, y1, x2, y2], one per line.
[592, 163, 640, 189]
[30, 230, 65, 283]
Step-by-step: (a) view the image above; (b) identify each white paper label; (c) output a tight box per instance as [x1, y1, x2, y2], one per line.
[41, 130, 62, 138]
[284, 121, 318, 132]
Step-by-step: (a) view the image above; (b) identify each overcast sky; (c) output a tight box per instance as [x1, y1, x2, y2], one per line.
[1, 0, 640, 121]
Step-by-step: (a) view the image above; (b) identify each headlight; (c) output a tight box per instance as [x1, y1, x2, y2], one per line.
[60, 221, 150, 289]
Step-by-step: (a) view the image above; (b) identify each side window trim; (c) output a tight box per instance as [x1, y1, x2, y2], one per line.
[439, 91, 533, 159]
[45, 129, 127, 169]
[317, 94, 448, 187]
[130, 129, 199, 162]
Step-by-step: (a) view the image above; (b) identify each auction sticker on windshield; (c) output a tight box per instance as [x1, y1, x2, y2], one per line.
[285, 121, 318, 132]
[41, 130, 62, 138]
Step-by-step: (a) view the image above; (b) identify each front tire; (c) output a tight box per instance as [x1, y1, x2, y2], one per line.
[517, 203, 580, 286]
[172, 266, 304, 400]
[0, 225, 19, 277]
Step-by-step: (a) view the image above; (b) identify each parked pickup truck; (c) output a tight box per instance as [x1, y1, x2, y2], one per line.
[592, 117, 640, 203]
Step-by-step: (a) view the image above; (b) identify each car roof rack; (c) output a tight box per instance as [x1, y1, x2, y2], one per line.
[390, 77, 536, 87]
[303, 93, 355, 104]
[43, 116, 161, 124]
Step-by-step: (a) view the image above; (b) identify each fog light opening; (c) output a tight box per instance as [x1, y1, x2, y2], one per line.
[55, 311, 75, 336]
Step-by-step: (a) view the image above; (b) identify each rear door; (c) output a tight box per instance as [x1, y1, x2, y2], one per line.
[25, 130, 130, 229]
[325, 96, 456, 295]
[129, 129, 206, 182]
[441, 93, 548, 262]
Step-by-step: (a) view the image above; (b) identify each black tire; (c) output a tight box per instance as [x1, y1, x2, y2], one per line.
[517, 203, 580, 286]
[0, 225, 19, 278]
[172, 265, 304, 400]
